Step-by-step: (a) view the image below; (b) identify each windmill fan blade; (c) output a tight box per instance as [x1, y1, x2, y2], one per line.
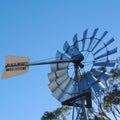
[59, 77, 71, 96]
[52, 77, 71, 101]
[48, 68, 68, 83]
[91, 28, 99, 38]
[73, 33, 79, 50]
[48, 80, 58, 92]
[59, 80, 74, 102]
[88, 28, 99, 50]
[91, 73, 106, 89]
[85, 73, 104, 91]
[56, 50, 69, 60]
[59, 92, 72, 102]
[52, 87, 63, 100]
[91, 75, 106, 90]
[63, 41, 70, 53]
[63, 41, 75, 56]
[82, 29, 88, 51]
[79, 78, 89, 91]
[94, 61, 115, 67]
[91, 31, 108, 52]
[93, 38, 115, 55]
[62, 78, 74, 94]
[83, 29, 88, 39]
[100, 31, 108, 40]
[73, 78, 89, 94]
[50, 62, 68, 72]
[48, 74, 68, 91]
[94, 48, 117, 60]
[91, 69, 110, 81]
[63, 41, 82, 58]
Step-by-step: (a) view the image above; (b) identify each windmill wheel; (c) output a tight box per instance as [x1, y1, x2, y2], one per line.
[48, 28, 117, 102]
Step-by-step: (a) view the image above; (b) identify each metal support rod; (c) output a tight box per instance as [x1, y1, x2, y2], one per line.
[28, 59, 76, 66]
[72, 106, 75, 120]
[5, 59, 81, 67]
[5, 58, 84, 70]
[29, 59, 84, 68]
[81, 99, 88, 120]
[75, 107, 81, 120]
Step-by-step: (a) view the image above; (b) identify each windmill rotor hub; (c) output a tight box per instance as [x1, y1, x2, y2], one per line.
[72, 53, 84, 61]
[72, 53, 84, 68]
[74, 60, 84, 68]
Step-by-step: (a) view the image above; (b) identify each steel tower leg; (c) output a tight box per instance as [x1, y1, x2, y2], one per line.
[72, 106, 75, 120]
[81, 99, 88, 120]
[71, 100, 88, 120]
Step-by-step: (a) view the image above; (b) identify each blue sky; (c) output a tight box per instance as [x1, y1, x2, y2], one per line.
[0, 0, 120, 120]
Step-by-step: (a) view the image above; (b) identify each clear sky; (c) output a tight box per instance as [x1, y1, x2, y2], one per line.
[0, 0, 120, 120]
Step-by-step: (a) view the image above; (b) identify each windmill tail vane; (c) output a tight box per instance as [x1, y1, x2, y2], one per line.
[2, 55, 30, 79]
[2, 55, 83, 79]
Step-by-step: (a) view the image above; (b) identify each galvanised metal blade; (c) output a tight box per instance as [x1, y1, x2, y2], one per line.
[58, 92, 72, 102]
[67, 47, 81, 58]
[58, 79, 73, 102]
[57, 75, 70, 88]
[82, 29, 88, 51]
[91, 69, 110, 81]
[91, 74, 106, 90]
[93, 38, 115, 55]
[52, 87, 63, 100]
[86, 73, 102, 91]
[63, 41, 84, 59]
[94, 61, 115, 67]
[48, 68, 68, 83]
[100, 31, 108, 40]
[63, 79, 74, 94]
[84, 73, 106, 91]
[88, 28, 99, 50]
[52, 77, 71, 101]
[48, 80, 58, 92]
[56, 50, 69, 60]
[80, 78, 89, 91]
[94, 48, 117, 60]
[48, 74, 68, 91]
[87, 74, 101, 92]
[73, 33, 79, 50]
[91, 31, 108, 52]
[50, 62, 68, 72]
[63, 41, 70, 53]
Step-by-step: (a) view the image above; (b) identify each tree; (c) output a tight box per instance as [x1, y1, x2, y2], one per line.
[95, 68, 120, 120]
[102, 68, 120, 120]
[41, 105, 71, 120]
[88, 67, 120, 120]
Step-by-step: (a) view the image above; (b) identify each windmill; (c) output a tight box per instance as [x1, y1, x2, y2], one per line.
[2, 28, 117, 120]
